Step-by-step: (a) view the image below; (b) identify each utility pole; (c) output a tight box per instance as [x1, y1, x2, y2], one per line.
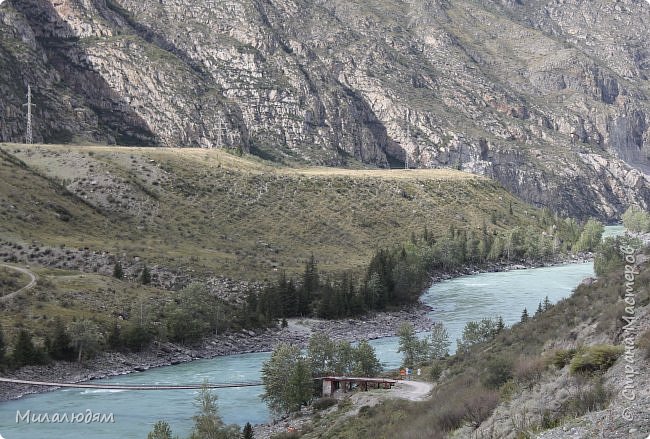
[216, 115, 228, 149]
[23, 84, 34, 145]
[405, 123, 410, 169]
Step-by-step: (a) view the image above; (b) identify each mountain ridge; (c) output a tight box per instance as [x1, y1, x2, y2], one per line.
[0, 0, 648, 220]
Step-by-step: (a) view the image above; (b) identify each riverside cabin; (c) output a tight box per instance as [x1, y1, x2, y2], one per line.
[318, 376, 397, 397]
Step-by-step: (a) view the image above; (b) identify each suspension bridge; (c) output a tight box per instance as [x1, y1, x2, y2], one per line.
[0, 377, 263, 390]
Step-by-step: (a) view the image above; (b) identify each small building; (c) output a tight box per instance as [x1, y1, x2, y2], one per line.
[318, 376, 397, 397]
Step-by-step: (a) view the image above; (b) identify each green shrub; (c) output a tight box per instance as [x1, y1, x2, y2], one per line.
[569, 345, 623, 375]
[312, 397, 337, 411]
[429, 361, 444, 381]
[358, 405, 377, 417]
[548, 348, 577, 369]
[499, 380, 518, 401]
[122, 325, 153, 352]
[482, 356, 514, 389]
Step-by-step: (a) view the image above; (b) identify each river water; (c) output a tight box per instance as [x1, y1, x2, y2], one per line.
[2, 230, 618, 438]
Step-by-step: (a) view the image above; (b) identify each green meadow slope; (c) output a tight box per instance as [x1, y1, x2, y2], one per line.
[0, 144, 541, 280]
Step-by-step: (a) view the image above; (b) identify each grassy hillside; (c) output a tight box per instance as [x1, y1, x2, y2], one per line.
[0, 265, 172, 344]
[300, 240, 650, 439]
[0, 143, 541, 281]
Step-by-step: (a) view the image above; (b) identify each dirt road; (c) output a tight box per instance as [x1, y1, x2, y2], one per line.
[390, 380, 434, 401]
[0, 264, 37, 302]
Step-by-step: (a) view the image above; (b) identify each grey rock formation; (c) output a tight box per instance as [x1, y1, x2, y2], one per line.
[0, 0, 648, 220]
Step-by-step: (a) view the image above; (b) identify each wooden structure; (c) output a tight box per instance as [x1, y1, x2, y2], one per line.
[318, 376, 397, 397]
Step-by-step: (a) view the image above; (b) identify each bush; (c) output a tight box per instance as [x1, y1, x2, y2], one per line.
[312, 397, 337, 411]
[569, 345, 623, 375]
[548, 348, 576, 369]
[622, 206, 650, 233]
[514, 356, 546, 387]
[122, 325, 153, 352]
[482, 356, 513, 389]
[429, 361, 444, 381]
[637, 330, 650, 360]
[499, 380, 518, 401]
[461, 387, 500, 428]
[560, 379, 611, 417]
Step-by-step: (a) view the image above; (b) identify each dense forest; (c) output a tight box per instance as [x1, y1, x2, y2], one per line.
[246, 213, 604, 323]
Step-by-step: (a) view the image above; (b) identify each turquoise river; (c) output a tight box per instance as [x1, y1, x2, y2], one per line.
[1, 226, 623, 438]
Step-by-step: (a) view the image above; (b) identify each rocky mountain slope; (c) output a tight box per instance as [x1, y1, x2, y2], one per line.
[0, 0, 649, 220]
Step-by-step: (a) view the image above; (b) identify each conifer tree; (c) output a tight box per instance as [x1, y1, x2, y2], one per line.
[521, 308, 529, 323]
[113, 261, 124, 279]
[48, 318, 75, 361]
[147, 421, 174, 439]
[140, 264, 151, 285]
[243, 422, 254, 439]
[496, 316, 505, 332]
[12, 329, 37, 368]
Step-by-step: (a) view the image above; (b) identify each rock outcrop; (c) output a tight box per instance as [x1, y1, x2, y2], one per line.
[0, 0, 649, 220]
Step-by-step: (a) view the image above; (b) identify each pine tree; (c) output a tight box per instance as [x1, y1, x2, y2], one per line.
[543, 296, 551, 311]
[536, 302, 543, 316]
[140, 264, 151, 285]
[48, 318, 75, 361]
[496, 316, 505, 332]
[299, 255, 319, 316]
[12, 329, 37, 368]
[243, 422, 254, 439]
[113, 261, 124, 279]
[147, 421, 174, 439]
[108, 322, 122, 351]
[520, 308, 529, 323]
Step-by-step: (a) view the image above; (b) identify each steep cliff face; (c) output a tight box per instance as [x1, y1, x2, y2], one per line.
[0, 0, 648, 220]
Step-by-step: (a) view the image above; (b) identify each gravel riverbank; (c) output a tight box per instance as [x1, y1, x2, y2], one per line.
[0, 306, 432, 402]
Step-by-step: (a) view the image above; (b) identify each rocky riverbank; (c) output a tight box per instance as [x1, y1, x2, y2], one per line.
[429, 252, 594, 284]
[0, 306, 433, 402]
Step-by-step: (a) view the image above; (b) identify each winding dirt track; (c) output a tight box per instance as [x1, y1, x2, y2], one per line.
[0, 264, 37, 302]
